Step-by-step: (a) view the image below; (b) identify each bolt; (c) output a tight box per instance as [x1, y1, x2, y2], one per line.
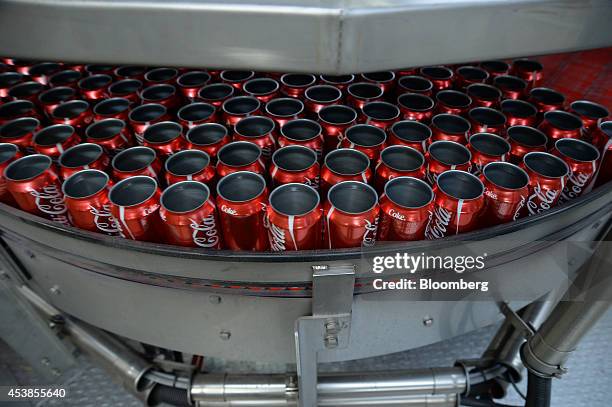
[41, 357, 50, 366]
[51, 368, 61, 376]
[324, 320, 338, 333]
[324, 334, 338, 349]
[50, 285, 61, 295]
[219, 330, 231, 341]
[423, 316, 434, 327]
[209, 295, 222, 304]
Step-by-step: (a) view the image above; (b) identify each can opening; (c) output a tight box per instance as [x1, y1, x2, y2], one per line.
[0, 100, 35, 120]
[501, 99, 537, 118]
[0, 117, 39, 139]
[9, 81, 45, 98]
[398, 76, 433, 92]
[34, 125, 74, 146]
[85, 65, 114, 75]
[270, 183, 319, 216]
[348, 82, 384, 99]
[281, 73, 316, 88]
[129, 104, 166, 123]
[524, 152, 568, 178]
[507, 126, 547, 147]
[187, 123, 227, 146]
[94, 98, 130, 116]
[143, 122, 182, 144]
[436, 90, 472, 108]
[480, 60, 510, 73]
[223, 96, 260, 115]
[494, 75, 527, 91]
[165, 150, 210, 176]
[112, 147, 156, 172]
[63, 170, 108, 199]
[109, 79, 142, 96]
[514, 59, 543, 72]
[281, 119, 321, 141]
[161, 181, 210, 213]
[60, 144, 103, 168]
[325, 149, 369, 175]
[86, 119, 124, 140]
[244, 78, 279, 95]
[470, 133, 510, 156]
[483, 162, 529, 190]
[432, 114, 471, 134]
[218, 142, 261, 167]
[266, 98, 304, 117]
[272, 145, 316, 171]
[555, 139, 600, 162]
[320, 74, 354, 85]
[115, 66, 147, 78]
[141, 84, 175, 101]
[52, 100, 89, 119]
[305, 85, 342, 103]
[5, 154, 52, 181]
[178, 103, 215, 122]
[467, 84, 502, 101]
[570, 100, 609, 119]
[0, 72, 23, 87]
[39, 86, 76, 104]
[420, 66, 453, 80]
[381, 146, 424, 172]
[49, 70, 81, 87]
[177, 71, 211, 87]
[78, 74, 112, 90]
[601, 122, 612, 137]
[110, 176, 157, 207]
[457, 66, 488, 81]
[397, 93, 434, 112]
[199, 83, 234, 101]
[319, 105, 357, 125]
[438, 171, 484, 200]
[362, 71, 395, 82]
[429, 141, 471, 166]
[385, 177, 433, 208]
[543, 111, 582, 130]
[29, 62, 61, 77]
[346, 125, 386, 147]
[469, 108, 506, 126]
[220, 70, 254, 82]
[235, 116, 274, 137]
[328, 181, 378, 214]
[145, 67, 178, 83]
[390, 120, 431, 142]
[0, 143, 19, 164]
[530, 88, 565, 105]
[362, 102, 399, 120]
[217, 171, 265, 202]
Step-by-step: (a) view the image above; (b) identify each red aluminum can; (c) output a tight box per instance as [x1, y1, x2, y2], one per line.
[85, 119, 133, 156]
[144, 67, 178, 85]
[360, 101, 400, 131]
[264, 98, 305, 128]
[142, 121, 185, 158]
[216, 141, 266, 178]
[38, 86, 77, 116]
[198, 83, 235, 109]
[216, 171, 269, 251]
[93, 97, 131, 122]
[396, 68, 418, 77]
[140, 84, 181, 111]
[176, 71, 211, 100]
[419, 66, 454, 91]
[320, 148, 372, 198]
[435, 90, 472, 116]
[266, 183, 322, 250]
[108, 79, 143, 104]
[468, 133, 510, 175]
[186, 123, 230, 160]
[50, 99, 93, 132]
[77, 74, 112, 101]
[569, 100, 609, 136]
[0, 117, 41, 149]
[388, 121, 432, 153]
[480, 60, 510, 78]
[159, 181, 221, 248]
[49, 69, 82, 89]
[481, 161, 529, 225]
[324, 181, 379, 248]
[177, 102, 217, 129]
[33, 124, 80, 160]
[425, 170, 485, 238]
[319, 74, 355, 92]
[593, 120, 612, 152]
[128, 103, 169, 145]
[0, 72, 27, 98]
[593, 121, 612, 188]
[522, 152, 569, 216]
[233, 116, 277, 160]
[114, 66, 147, 81]
[396, 75, 434, 97]
[111, 146, 162, 181]
[29, 62, 62, 85]
[221, 96, 261, 128]
[538, 110, 583, 148]
[243, 78, 280, 103]
[318, 105, 358, 153]
[426, 140, 472, 184]
[492, 75, 528, 100]
[506, 125, 548, 164]
[346, 82, 385, 111]
[62, 169, 121, 235]
[468, 107, 507, 137]
[270, 145, 320, 189]
[552, 138, 600, 202]
[220, 70, 255, 90]
[397, 93, 435, 123]
[278, 119, 324, 159]
[466, 84, 502, 108]
[59, 143, 110, 179]
[0, 100, 41, 125]
[8, 81, 47, 104]
[529, 87, 566, 114]
[511, 59, 544, 88]
[0, 143, 23, 203]
[304, 85, 343, 116]
[377, 176, 433, 241]
[280, 74, 317, 99]
[374, 145, 426, 193]
[164, 149, 215, 186]
[455, 66, 489, 89]
[360, 71, 396, 95]
[84, 64, 115, 76]
[5, 154, 71, 226]
[500, 99, 538, 127]
[430, 114, 471, 144]
[339, 124, 387, 162]
[109, 176, 161, 241]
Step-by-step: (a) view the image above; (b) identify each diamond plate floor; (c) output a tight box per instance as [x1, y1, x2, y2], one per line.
[1, 309, 611, 406]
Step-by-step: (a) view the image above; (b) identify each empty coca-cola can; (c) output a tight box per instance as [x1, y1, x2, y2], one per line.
[164, 149, 215, 186]
[511, 59, 544, 88]
[468, 107, 507, 137]
[377, 176, 433, 241]
[38, 86, 77, 116]
[5, 154, 71, 226]
[360, 101, 400, 131]
[108, 79, 143, 104]
[481, 161, 529, 225]
[529, 87, 565, 114]
[435, 90, 472, 116]
[233, 116, 277, 160]
[493, 75, 528, 100]
[111, 146, 162, 181]
[85, 119, 133, 156]
[264, 98, 305, 128]
[59, 143, 109, 179]
[304, 85, 342, 116]
[538, 110, 583, 148]
[0, 100, 41, 125]
[466, 84, 502, 108]
[142, 121, 184, 158]
[77, 74, 112, 101]
[280, 74, 317, 98]
[593, 120, 612, 152]
[374, 145, 426, 193]
[198, 83, 235, 108]
[340, 124, 387, 162]
[318, 105, 358, 153]
[320, 148, 372, 198]
[361, 71, 396, 95]
[522, 152, 569, 216]
[593, 121, 612, 188]
[0, 117, 40, 149]
[455, 66, 489, 89]
[319, 74, 355, 92]
[426, 140, 472, 184]
[324, 181, 379, 248]
[8, 81, 46, 105]
[140, 84, 181, 111]
[144, 68, 178, 85]
[500, 99, 538, 127]
[0, 72, 27, 98]
[221, 96, 261, 128]
[93, 97, 131, 122]
[114, 66, 147, 81]
[50, 100, 93, 131]
[569, 100, 609, 135]
[177, 102, 217, 129]
[270, 145, 319, 189]
[33, 124, 80, 159]
[49, 69, 82, 89]
[278, 119, 324, 159]
[425, 170, 484, 238]
[243, 78, 280, 103]
[176, 71, 211, 100]
[128, 103, 169, 145]
[159, 181, 221, 248]
[185, 123, 230, 160]
[346, 82, 384, 111]
[507, 125, 548, 164]
[216, 141, 266, 178]
[431, 114, 471, 144]
[84, 64, 115, 76]
[388, 121, 432, 153]
[266, 183, 322, 251]
[419, 66, 454, 91]
[216, 171, 269, 251]
[396, 75, 434, 97]
[62, 169, 120, 235]
[552, 138, 600, 202]
[220, 70, 255, 90]
[480, 60, 510, 78]
[0, 143, 23, 203]
[109, 176, 161, 241]
[396, 93, 435, 123]
[468, 133, 510, 175]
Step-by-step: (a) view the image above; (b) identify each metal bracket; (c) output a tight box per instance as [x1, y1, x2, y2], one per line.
[499, 302, 535, 339]
[295, 264, 355, 407]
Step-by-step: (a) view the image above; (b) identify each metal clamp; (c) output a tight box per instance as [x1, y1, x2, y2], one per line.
[499, 302, 535, 339]
[295, 264, 355, 407]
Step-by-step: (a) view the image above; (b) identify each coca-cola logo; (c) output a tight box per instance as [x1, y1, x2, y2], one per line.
[484, 189, 497, 200]
[30, 184, 71, 226]
[560, 171, 590, 202]
[362, 218, 378, 247]
[89, 204, 121, 235]
[388, 208, 406, 221]
[190, 215, 220, 248]
[425, 206, 452, 239]
[513, 195, 526, 221]
[526, 184, 559, 215]
[267, 221, 287, 251]
[304, 176, 320, 190]
[221, 204, 237, 215]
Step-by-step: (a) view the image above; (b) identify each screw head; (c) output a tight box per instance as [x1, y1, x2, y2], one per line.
[324, 320, 338, 333]
[423, 316, 434, 327]
[324, 334, 338, 349]
[219, 330, 231, 341]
